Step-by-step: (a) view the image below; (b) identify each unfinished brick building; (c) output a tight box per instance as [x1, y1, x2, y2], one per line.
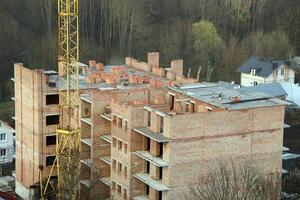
[13, 52, 286, 200]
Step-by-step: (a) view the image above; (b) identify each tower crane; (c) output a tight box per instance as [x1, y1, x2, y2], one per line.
[40, 0, 81, 199]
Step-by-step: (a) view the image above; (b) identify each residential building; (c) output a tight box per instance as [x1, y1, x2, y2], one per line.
[80, 81, 286, 200]
[239, 56, 295, 86]
[0, 121, 15, 165]
[13, 52, 286, 200]
[13, 52, 197, 199]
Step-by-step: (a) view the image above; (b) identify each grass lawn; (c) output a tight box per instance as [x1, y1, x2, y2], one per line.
[0, 100, 15, 127]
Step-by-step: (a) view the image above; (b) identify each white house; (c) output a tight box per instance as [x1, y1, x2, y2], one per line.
[239, 57, 295, 87]
[0, 121, 15, 165]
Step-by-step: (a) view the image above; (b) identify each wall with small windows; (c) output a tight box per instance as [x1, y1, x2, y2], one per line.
[0, 121, 15, 165]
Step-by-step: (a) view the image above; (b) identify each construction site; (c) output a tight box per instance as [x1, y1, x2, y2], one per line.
[12, 51, 286, 199]
[6, 0, 290, 200]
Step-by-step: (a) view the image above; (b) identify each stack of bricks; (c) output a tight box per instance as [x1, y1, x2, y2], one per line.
[152, 65, 165, 77]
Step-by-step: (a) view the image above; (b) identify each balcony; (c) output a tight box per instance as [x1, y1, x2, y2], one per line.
[81, 138, 92, 147]
[100, 134, 112, 143]
[81, 117, 92, 125]
[99, 177, 111, 187]
[80, 95, 92, 104]
[133, 127, 171, 143]
[99, 156, 111, 165]
[80, 179, 91, 188]
[134, 151, 168, 167]
[134, 173, 169, 191]
[81, 159, 92, 168]
[11, 97, 15, 101]
[100, 113, 112, 121]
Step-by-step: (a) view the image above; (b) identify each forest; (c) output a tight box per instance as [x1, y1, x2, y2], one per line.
[0, 0, 300, 101]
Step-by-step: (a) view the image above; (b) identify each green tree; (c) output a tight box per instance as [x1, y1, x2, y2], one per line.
[192, 20, 223, 81]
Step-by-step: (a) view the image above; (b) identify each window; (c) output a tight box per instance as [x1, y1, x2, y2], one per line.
[46, 115, 59, 125]
[112, 181, 116, 191]
[46, 155, 56, 166]
[159, 116, 164, 133]
[159, 167, 163, 179]
[112, 159, 116, 170]
[117, 184, 121, 194]
[146, 185, 150, 195]
[124, 120, 128, 131]
[46, 135, 56, 146]
[159, 143, 163, 157]
[146, 161, 150, 173]
[190, 102, 195, 113]
[118, 117, 123, 128]
[46, 94, 59, 105]
[118, 162, 122, 173]
[251, 68, 256, 76]
[124, 188, 127, 199]
[159, 191, 162, 200]
[185, 103, 190, 112]
[281, 69, 285, 75]
[113, 115, 117, 126]
[118, 140, 122, 150]
[253, 81, 258, 86]
[124, 143, 128, 154]
[0, 149, 6, 157]
[276, 70, 279, 76]
[124, 165, 128, 178]
[147, 111, 151, 127]
[112, 138, 117, 148]
[169, 94, 175, 110]
[0, 133, 6, 141]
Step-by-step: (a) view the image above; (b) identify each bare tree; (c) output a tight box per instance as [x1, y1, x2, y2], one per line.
[186, 161, 281, 200]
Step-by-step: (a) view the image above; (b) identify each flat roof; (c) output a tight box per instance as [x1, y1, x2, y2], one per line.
[56, 64, 169, 91]
[168, 82, 287, 110]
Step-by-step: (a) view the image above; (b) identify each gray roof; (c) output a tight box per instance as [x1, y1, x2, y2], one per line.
[168, 82, 287, 110]
[239, 82, 287, 98]
[239, 56, 291, 78]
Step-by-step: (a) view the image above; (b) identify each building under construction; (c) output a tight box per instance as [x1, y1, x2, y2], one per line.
[12, 52, 286, 199]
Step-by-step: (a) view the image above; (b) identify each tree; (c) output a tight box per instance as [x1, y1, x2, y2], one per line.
[186, 161, 282, 200]
[192, 20, 223, 81]
[242, 30, 294, 59]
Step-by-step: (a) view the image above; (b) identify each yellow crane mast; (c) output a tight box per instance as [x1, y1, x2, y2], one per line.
[56, 0, 80, 199]
[40, 0, 81, 199]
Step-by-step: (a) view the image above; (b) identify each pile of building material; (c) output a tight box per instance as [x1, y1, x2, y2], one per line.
[0, 176, 15, 192]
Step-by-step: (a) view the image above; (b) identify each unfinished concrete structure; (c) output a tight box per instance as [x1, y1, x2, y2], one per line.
[82, 82, 285, 200]
[13, 52, 198, 199]
[13, 52, 286, 200]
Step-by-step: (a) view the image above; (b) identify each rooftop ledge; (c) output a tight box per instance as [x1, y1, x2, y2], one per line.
[134, 151, 168, 167]
[134, 173, 170, 191]
[100, 134, 112, 143]
[81, 138, 92, 146]
[81, 117, 92, 125]
[133, 127, 171, 143]
[100, 113, 112, 121]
